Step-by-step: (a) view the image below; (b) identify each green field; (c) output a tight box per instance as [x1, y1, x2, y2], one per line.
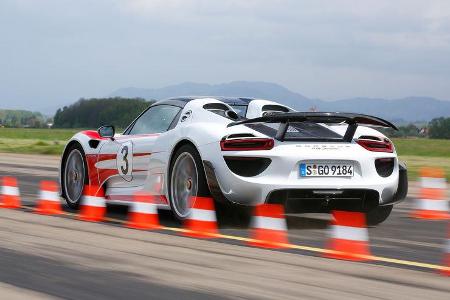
[391, 138, 450, 180]
[0, 128, 449, 180]
[392, 138, 450, 158]
[0, 128, 79, 155]
[0, 128, 79, 140]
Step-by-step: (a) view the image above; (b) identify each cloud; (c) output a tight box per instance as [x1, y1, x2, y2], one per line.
[0, 0, 450, 111]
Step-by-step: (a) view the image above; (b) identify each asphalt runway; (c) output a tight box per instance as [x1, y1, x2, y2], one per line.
[0, 153, 449, 299]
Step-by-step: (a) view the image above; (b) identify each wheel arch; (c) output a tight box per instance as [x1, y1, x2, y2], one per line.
[59, 139, 88, 198]
[166, 139, 211, 207]
[167, 139, 200, 185]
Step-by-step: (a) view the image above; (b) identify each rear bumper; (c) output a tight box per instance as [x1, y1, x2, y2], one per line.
[380, 160, 408, 206]
[268, 188, 380, 212]
[203, 157, 407, 210]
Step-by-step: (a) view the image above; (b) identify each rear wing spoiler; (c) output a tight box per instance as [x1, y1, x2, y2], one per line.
[227, 112, 398, 142]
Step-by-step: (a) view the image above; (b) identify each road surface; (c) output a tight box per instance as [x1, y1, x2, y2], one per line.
[0, 153, 449, 299]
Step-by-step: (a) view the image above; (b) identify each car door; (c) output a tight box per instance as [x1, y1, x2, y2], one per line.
[97, 104, 181, 188]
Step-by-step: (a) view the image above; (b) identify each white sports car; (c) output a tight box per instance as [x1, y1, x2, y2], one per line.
[59, 97, 407, 225]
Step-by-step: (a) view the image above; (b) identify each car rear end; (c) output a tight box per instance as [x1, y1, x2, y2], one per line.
[202, 112, 406, 213]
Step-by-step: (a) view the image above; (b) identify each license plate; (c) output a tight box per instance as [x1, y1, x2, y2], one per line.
[299, 163, 354, 177]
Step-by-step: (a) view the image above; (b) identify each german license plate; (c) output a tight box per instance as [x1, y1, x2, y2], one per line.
[299, 163, 354, 177]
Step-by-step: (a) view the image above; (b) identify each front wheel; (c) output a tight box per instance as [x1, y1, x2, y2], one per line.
[366, 205, 393, 226]
[169, 144, 210, 220]
[62, 144, 88, 209]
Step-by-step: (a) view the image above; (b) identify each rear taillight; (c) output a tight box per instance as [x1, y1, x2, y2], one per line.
[356, 138, 394, 153]
[220, 138, 274, 151]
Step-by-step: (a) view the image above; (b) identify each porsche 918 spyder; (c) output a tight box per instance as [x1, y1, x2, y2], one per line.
[59, 97, 407, 225]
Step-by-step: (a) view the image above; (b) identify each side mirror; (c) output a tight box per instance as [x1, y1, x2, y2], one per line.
[98, 125, 115, 140]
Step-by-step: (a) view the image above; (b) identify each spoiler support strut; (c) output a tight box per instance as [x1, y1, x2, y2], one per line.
[343, 123, 358, 142]
[275, 121, 288, 141]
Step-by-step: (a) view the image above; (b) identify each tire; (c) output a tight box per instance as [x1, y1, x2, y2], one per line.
[168, 144, 210, 220]
[215, 201, 252, 228]
[62, 143, 88, 209]
[366, 205, 393, 226]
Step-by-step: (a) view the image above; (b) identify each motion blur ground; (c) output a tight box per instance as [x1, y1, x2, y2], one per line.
[2, 209, 449, 300]
[0, 153, 449, 299]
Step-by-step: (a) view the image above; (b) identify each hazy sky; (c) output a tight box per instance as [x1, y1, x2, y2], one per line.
[1, 0, 450, 112]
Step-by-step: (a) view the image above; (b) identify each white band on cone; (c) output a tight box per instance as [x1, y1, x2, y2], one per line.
[40, 190, 60, 202]
[417, 199, 449, 211]
[132, 202, 157, 213]
[253, 216, 287, 231]
[190, 208, 216, 222]
[2, 186, 19, 196]
[331, 225, 368, 241]
[420, 177, 447, 189]
[82, 195, 106, 207]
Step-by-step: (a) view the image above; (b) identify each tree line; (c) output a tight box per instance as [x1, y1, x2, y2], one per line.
[53, 98, 450, 139]
[428, 117, 450, 139]
[382, 118, 450, 139]
[3, 97, 449, 139]
[0, 109, 48, 128]
[53, 97, 154, 129]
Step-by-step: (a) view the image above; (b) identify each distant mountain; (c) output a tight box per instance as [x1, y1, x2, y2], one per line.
[110, 81, 450, 123]
[315, 97, 450, 124]
[111, 81, 315, 107]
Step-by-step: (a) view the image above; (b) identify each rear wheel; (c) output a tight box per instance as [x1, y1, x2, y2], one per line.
[168, 144, 252, 225]
[366, 205, 393, 226]
[169, 144, 210, 220]
[215, 201, 252, 227]
[63, 144, 88, 209]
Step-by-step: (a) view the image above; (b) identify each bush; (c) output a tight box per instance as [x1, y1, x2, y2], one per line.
[428, 117, 450, 139]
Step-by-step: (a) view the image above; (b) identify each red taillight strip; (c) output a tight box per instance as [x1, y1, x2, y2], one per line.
[356, 138, 394, 153]
[220, 138, 274, 151]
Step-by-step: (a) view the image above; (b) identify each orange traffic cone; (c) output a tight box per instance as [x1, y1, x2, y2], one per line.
[34, 181, 62, 215]
[79, 185, 106, 222]
[411, 167, 449, 220]
[126, 193, 160, 230]
[247, 204, 289, 249]
[1, 176, 21, 209]
[324, 210, 372, 261]
[441, 224, 450, 276]
[183, 196, 218, 238]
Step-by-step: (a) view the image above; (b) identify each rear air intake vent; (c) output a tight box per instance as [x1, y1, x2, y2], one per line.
[375, 158, 395, 177]
[226, 133, 255, 139]
[88, 140, 100, 149]
[203, 103, 229, 110]
[358, 135, 381, 141]
[203, 103, 239, 120]
[262, 105, 290, 112]
[224, 157, 271, 177]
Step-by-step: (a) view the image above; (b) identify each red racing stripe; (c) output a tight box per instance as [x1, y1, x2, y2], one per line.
[98, 169, 119, 184]
[85, 155, 99, 186]
[98, 153, 117, 161]
[133, 152, 152, 157]
[85, 152, 150, 187]
[81, 130, 108, 140]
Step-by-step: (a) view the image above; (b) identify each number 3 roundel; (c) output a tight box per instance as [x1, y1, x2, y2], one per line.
[117, 141, 133, 182]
